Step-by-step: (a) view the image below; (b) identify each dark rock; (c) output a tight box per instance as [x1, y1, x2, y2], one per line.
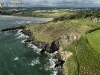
[32, 41, 45, 49]
[40, 47, 46, 54]
[24, 38, 34, 43]
[55, 59, 65, 68]
[53, 52, 60, 59]
[1, 26, 25, 32]
[40, 40, 60, 53]
[40, 43, 50, 54]
[49, 40, 59, 53]
[21, 30, 32, 36]
[57, 69, 65, 75]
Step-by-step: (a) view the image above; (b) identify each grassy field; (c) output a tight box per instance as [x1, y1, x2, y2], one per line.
[86, 30, 100, 54]
[13, 9, 74, 18]
[63, 37, 100, 75]
[25, 18, 98, 42]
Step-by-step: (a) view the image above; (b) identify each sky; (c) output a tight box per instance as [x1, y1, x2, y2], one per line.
[0, 0, 100, 7]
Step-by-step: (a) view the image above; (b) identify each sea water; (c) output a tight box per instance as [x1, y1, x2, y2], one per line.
[0, 16, 55, 75]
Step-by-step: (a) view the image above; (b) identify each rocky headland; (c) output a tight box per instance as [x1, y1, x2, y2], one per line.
[1, 25, 77, 75]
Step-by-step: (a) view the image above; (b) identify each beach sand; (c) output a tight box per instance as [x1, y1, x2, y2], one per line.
[0, 15, 53, 22]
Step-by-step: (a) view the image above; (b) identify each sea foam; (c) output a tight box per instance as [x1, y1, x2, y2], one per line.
[15, 29, 29, 39]
[29, 57, 40, 66]
[14, 57, 19, 61]
[27, 43, 42, 54]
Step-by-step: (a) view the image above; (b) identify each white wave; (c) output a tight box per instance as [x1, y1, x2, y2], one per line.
[44, 57, 57, 70]
[15, 30, 29, 39]
[27, 43, 42, 54]
[49, 57, 58, 75]
[49, 57, 56, 69]
[47, 51, 58, 57]
[14, 20, 32, 24]
[44, 51, 58, 75]
[16, 34, 26, 39]
[51, 71, 57, 75]
[29, 57, 40, 66]
[21, 39, 27, 43]
[15, 29, 22, 36]
[26, 21, 32, 23]
[14, 57, 19, 61]
[16, 21, 25, 24]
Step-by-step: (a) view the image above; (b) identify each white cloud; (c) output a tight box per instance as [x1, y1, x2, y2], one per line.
[0, 0, 100, 7]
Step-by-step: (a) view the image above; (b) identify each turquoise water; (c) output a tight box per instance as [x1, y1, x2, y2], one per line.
[0, 16, 53, 75]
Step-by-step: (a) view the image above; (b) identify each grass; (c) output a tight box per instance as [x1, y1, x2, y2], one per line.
[63, 37, 100, 75]
[24, 17, 99, 43]
[13, 9, 74, 18]
[86, 30, 100, 54]
[70, 18, 100, 27]
[24, 21, 81, 43]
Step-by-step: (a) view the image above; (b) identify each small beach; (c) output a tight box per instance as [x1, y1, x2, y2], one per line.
[0, 15, 53, 22]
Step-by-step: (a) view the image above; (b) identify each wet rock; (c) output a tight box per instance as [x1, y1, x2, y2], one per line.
[40, 43, 50, 53]
[40, 40, 60, 54]
[55, 59, 65, 68]
[49, 40, 59, 53]
[1, 26, 25, 32]
[25, 38, 34, 43]
[32, 40, 45, 48]
[40, 47, 46, 54]
[53, 52, 61, 59]
[57, 68, 65, 75]
[21, 30, 32, 36]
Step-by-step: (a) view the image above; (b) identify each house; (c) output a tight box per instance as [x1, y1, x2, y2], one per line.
[92, 17, 100, 22]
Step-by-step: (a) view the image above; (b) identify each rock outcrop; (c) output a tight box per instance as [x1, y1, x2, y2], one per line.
[40, 43, 50, 53]
[40, 40, 60, 53]
[55, 58, 65, 68]
[50, 40, 60, 53]
[59, 34, 76, 44]
[21, 30, 32, 36]
[57, 68, 65, 75]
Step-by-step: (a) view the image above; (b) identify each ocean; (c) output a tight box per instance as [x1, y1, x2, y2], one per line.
[0, 16, 56, 75]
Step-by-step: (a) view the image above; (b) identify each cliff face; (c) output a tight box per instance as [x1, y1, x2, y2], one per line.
[50, 40, 59, 53]
[23, 33, 60, 54]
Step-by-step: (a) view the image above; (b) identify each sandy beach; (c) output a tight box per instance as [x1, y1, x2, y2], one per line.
[0, 15, 53, 22]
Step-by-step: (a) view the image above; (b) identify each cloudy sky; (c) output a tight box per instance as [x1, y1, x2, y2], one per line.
[0, 0, 100, 7]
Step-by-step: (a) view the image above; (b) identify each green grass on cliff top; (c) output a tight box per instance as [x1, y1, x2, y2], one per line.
[63, 37, 100, 75]
[25, 17, 100, 43]
[86, 30, 100, 54]
[13, 9, 74, 18]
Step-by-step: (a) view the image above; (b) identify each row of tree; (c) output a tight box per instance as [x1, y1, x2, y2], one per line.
[53, 10, 100, 21]
[0, 10, 20, 15]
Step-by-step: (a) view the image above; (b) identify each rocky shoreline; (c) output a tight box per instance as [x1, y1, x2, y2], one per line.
[21, 29, 66, 75]
[1, 26, 66, 75]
